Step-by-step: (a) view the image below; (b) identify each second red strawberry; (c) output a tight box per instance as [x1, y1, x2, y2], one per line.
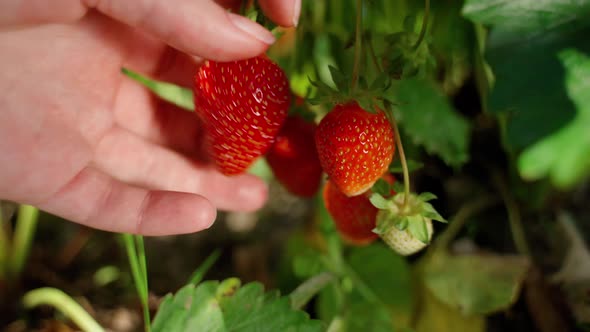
[315, 102, 395, 196]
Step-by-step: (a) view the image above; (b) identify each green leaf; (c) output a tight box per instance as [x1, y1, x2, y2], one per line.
[518, 49, 590, 188]
[395, 217, 409, 231]
[462, 0, 590, 34]
[356, 98, 374, 115]
[392, 181, 405, 194]
[187, 250, 221, 285]
[248, 158, 274, 183]
[421, 203, 447, 223]
[121, 68, 194, 111]
[371, 178, 392, 197]
[344, 302, 397, 332]
[369, 193, 391, 210]
[152, 280, 324, 332]
[403, 15, 417, 33]
[481, 18, 590, 150]
[423, 254, 530, 315]
[430, 2, 477, 95]
[413, 282, 485, 332]
[389, 158, 424, 173]
[328, 65, 348, 93]
[347, 244, 414, 327]
[407, 216, 430, 244]
[293, 250, 326, 279]
[370, 74, 391, 91]
[393, 79, 470, 168]
[417, 192, 437, 202]
[375, 211, 403, 235]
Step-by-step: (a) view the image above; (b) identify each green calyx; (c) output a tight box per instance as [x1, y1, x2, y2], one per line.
[381, 30, 435, 80]
[370, 192, 446, 244]
[308, 65, 394, 115]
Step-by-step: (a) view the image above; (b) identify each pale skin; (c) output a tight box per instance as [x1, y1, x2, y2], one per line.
[0, 0, 301, 235]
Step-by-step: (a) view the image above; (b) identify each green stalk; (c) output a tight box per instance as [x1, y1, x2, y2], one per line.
[350, 0, 363, 91]
[135, 236, 151, 332]
[23, 287, 104, 332]
[431, 195, 499, 252]
[412, 0, 430, 51]
[122, 234, 151, 332]
[492, 172, 531, 257]
[366, 33, 382, 72]
[326, 316, 344, 332]
[391, 116, 411, 208]
[121, 68, 194, 112]
[342, 262, 380, 304]
[0, 205, 9, 280]
[8, 205, 38, 279]
[290, 272, 336, 310]
[188, 250, 221, 285]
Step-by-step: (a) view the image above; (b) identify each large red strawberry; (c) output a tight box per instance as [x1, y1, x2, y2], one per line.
[194, 56, 291, 175]
[315, 102, 395, 196]
[266, 115, 323, 197]
[323, 174, 396, 246]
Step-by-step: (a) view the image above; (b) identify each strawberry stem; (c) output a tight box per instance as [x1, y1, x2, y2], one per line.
[412, 0, 430, 51]
[431, 195, 499, 252]
[366, 33, 382, 72]
[492, 170, 531, 257]
[391, 118, 411, 207]
[351, 0, 363, 91]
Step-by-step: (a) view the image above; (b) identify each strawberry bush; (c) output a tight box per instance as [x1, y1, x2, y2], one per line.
[2, 0, 590, 331]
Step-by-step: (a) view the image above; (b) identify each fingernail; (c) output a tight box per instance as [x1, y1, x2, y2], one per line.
[293, 0, 301, 27]
[228, 13, 275, 45]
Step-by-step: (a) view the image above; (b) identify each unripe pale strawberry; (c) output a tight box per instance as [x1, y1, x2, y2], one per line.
[378, 214, 433, 256]
[371, 192, 445, 256]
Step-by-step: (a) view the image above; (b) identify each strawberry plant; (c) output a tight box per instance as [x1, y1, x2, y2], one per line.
[4, 1, 590, 332]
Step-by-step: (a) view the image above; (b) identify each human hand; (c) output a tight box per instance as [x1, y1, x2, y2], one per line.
[0, 0, 300, 235]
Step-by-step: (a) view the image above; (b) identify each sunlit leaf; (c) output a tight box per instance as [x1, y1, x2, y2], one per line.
[407, 216, 430, 244]
[346, 244, 413, 329]
[393, 79, 470, 168]
[152, 280, 324, 332]
[369, 193, 391, 210]
[518, 49, 590, 188]
[423, 254, 530, 315]
[463, 0, 590, 34]
[413, 281, 485, 332]
[121, 68, 194, 111]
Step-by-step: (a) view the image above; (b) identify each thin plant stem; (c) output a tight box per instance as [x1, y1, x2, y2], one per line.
[432, 195, 500, 252]
[492, 172, 531, 256]
[290, 272, 336, 310]
[351, 0, 363, 91]
[122, 234, 151, 332]
[23, 287, 104, 332]
[326, 316, 344, 332]
[0, 205, 9, 280]
[135, 235, 151, 332]
[342, 262, 380, 304]
[412, 0, 430, 51]
[9, 205, 39, 280]
[188, 249, 221, 285]
[123, 234, 143, 293]
[136, 236, 148, 290]
[366, 33, 382, 73]
[391, 118, 411, 208]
